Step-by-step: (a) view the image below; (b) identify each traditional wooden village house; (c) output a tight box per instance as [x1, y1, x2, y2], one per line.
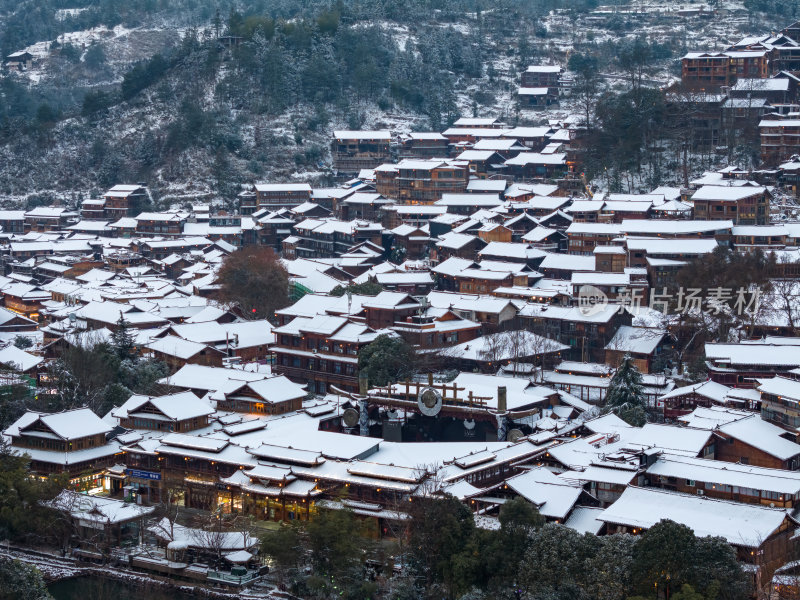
[103, 185, 149, 220]
[112, 391, 215, 433]
[254, 183, 313, 209]
[399, 132, 449, 158]
[4, 50, 34, 71]
[145, 336, 227, 372]
[691, 184, 770, 224]
[332, 131, 392, 174]
[3, 408, 121, 489]
[273, 315, 392, 395]
[760, 118, 800, 164]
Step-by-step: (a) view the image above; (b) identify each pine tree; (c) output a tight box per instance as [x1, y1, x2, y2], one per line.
[603, 355, 647, 426]
[111, 315, 135, 361]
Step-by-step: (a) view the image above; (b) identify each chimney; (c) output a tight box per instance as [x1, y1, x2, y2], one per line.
[497, 386, 507, 412]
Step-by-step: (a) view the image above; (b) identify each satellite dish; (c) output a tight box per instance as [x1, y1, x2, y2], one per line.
[342, 408, 359, 428]
[507, 429, 524, 443]
[417, 386, 442, 417]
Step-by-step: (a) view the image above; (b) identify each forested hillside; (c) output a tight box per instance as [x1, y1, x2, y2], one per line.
[0, 0, 786, 205]
[0, 0, 549, 205]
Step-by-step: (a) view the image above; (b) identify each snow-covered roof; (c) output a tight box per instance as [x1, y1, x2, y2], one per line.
[518, 87, 549, 96]
[559, 465, 639, 487]
[505, 152, 566, 166]
[599, 486, 788, 548]
[564, 506, 605, 535]
[435, 193, 502, 207]
[478, 242, 546, 261]
[691, 185, 766, 201]
[333, 130, 391, 139]
[447, 331, 567, 365]
[647, 455, 800, 496]
[539, 252, 595, 272]
[0, 345, 42, 372]
[106, 184, 144, 197]
[605, 326, 665, 355]
[51, 490, 154, 524]
[625, 237, 718, 256]
[660, 380, 730, 404]
[705, 342, 800, 367]
[150, 517, 257, 550]
[244, 376, 307, 404]
[620, 220, 733, 234]
[5, 408, 112, 440]
[453, 117, 500, 126]
[112, 391, 214, 422]
[504, 467, 582, 519]
[719, 415, 800, 460]
[435, 232, 479, 250]
[572, 272, 630, 286]
[677, 406, 754, 429]
[757, 376, 800, 401]
[525, 65, 562, 73]
[25, 206, 77, 218]
[158, 364, 266, 393]
[565, 222, 623, 235]
[734, 79, 787, 95]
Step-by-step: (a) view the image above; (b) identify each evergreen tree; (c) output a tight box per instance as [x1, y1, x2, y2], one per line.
[330, 281, 383, 297]
[0, 557, 53, 600]
[111, 315, 135, 361]
[358, 334, 417, 387]
[603, 355, 647, 426]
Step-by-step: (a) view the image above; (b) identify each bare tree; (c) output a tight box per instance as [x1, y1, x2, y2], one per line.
[48, 490, 110, 559]
[190, 511, 230, 569]
[477, 332, 510, 368]
[146, 486, 183, 553]
[760, 269, 800, 336]
[190, 511, 255, 570]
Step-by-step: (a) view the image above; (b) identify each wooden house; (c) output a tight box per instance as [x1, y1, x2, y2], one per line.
[254, 183, 312, 209]
[332, 131, 392, 174]
[103, 185, 149, 220]
[112, 391, 214, 433]
[145, 337, 226, 373]
[3, 408, 119, 484]
[4, 51, 33, 71]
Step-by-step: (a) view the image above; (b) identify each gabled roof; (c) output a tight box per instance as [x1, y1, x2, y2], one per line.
[757, 376, 800, 401]
[605, 326, 666, 356]
[503, 467, 582, 519]
[0, 345, 43, 372]
[146, 336, 215, 359]
[253, 183, 312, 192]
[691, 185, 767, 201]
[112, 391, 214, 422]
[719, 414, 800, 460]
[5, 408, 112, 440]
[660, 380, 731, 404]
[157, 364, 265, 393]
[241, 376, 308, 404]
[600, 486, 787, 548]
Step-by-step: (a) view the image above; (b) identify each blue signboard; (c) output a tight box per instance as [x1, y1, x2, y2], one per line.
[125, 469, 161, 481]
